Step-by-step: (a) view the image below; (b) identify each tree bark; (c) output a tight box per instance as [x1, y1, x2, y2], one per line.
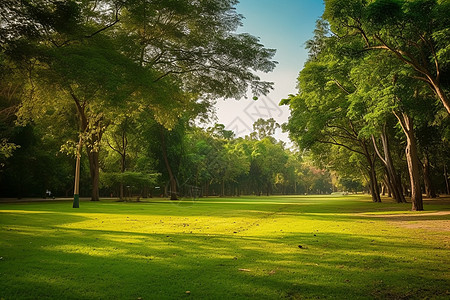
[119, 130, 126, 201]
[86, 119, 103, 202]
[369, 166, 381, 202]
[119, 181, 124, 201]
[362, 142, 381, 203]
[383, 174, 393, 198]
[381, 132, 406, 203]
[372, 128, 406, 203]
[73, 136, 82, 208]
[394, 111, 423, 211]
[429, 77, 450, 115]
[444, 165, 450, 195]
[205, 181, 210, 197]
[422, 154, 436, 198]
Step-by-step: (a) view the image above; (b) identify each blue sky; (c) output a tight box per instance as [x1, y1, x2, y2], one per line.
[215, 0, 325, 141]
[236, 0, 324, 72]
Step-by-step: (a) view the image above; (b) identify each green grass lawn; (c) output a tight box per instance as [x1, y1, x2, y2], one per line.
[1, 195, 449, 299]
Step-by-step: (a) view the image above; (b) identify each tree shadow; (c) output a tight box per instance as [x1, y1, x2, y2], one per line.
[1, 214, 449, 299]
[1, 196, 449, 299]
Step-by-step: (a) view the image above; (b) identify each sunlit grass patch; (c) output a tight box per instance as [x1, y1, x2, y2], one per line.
[1, 195, 449, 299]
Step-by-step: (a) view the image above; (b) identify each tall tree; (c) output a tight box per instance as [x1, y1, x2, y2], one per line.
[348, 50, 426, 210]
[2, 0, 276, 204]
[282, 37, 383, 202]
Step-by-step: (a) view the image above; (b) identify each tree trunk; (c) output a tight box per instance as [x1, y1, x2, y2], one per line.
[369, 166, 381, 202]
[444, 165, 450, 195]
[87, 149, 100, 201]
[422, 154, 436, 198]
[372, 127, 406, 203]
[405, 137, 422, 210]
[383, 174, 392, 198]
[119, 129, 127, 201]
[221, 180, 225, 197]
[107, 132, 126, 201]
[362, 142, 381, 203]
[119, 182, 124, 201]
[118, 150, 125, 201]
[71, 93, 103, 202]
[394, 111, 423, 211]
[429, 76, 450, 115]
[72, 93, 88, 206]
[160, 127, 177, 200]
[169, 174, 177, 200]
[86, 119, 103, 202]
[73, 136, 82, 208]
[403, 183, 411, 197]
[381, 131, 406, 203]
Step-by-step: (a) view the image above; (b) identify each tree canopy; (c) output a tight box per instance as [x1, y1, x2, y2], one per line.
[283, 0, 450, 211]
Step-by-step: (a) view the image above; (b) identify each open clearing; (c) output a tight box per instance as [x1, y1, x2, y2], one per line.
[1, 195, 449, 299]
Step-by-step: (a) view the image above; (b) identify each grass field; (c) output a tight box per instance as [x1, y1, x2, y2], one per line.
[1, 195, 449, 299]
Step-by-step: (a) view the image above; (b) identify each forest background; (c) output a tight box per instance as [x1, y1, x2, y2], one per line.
[1, 0, 449, 212]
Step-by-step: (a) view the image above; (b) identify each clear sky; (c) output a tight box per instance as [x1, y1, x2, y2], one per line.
[214, 0, 325, 141]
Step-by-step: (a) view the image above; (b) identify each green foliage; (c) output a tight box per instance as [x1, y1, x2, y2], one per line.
[1, 0, 279, 200]
[0, 139, 20, 162]
[0, 124, 79, 197]
[101, 171, 159, 190]
[251, 118, 280, 140]
[365, 0, 403, 27]
[285, 2, 450, 201]
[120, 0, 277, 99]
[339, 177, 364, 192]
[324, 0, 450, 114]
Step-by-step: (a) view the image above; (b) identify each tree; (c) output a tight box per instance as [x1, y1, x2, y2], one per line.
[323, 0, 450, 114]
[282, 46, 383, 202]
[251, 118, 281, 140]
[3, 1, 155, 203]
[348, 50, 426, 210]
[121, 0, 277, 99]
[248, 137, 288, 196]
[0, 56, 22, 168]
[2, 0, 276, 204]
[284, 11, 448, 210]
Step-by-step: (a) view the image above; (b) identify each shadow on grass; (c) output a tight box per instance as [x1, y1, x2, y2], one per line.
[1, 206, 449, 300]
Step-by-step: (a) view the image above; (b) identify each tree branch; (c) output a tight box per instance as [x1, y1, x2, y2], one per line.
[106, 138, 121, 156]
[317, 139, 365, 156]
[333, 79, 351, 95]
[371, 134, 387, 166]
[58, 7, 120, 47]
